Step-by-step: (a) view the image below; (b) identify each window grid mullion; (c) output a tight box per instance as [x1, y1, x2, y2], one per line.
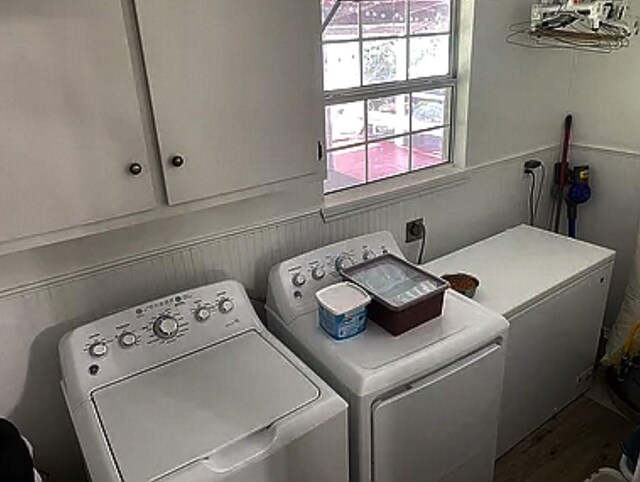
[406, 1, 412, 171]
[358, 1, 368, 182]
[323, 30, 451, 45]
[325, 77, 456, 105]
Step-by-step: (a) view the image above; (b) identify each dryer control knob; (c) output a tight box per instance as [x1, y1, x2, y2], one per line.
[218, 298, 234, 314]
[311, 266, 326, 281]
[292, 273, 307, 287]
[153, 315, 179, 340]
[335, 254, 354, 272]
[89, 342, 109, 358]
[362, 249, 375, 261]
[195, 306, 212, 322]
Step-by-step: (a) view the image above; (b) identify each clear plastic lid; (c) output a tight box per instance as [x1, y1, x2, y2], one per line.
[342, 254, 448, 310]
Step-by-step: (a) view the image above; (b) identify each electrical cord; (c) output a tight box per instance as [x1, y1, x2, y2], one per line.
[535, 163, 546, 224]
[527, 169, 537, 226]
[525, 160, 545, 226]
[417, 223, 427, 265]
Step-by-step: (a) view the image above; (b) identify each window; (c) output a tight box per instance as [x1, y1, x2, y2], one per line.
[321, 0, 456, 193]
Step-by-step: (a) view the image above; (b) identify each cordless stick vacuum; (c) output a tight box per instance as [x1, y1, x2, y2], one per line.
[552, 115, 592, 238]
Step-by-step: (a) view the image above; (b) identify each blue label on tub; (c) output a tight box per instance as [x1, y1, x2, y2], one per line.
[319, 305, 368, 340]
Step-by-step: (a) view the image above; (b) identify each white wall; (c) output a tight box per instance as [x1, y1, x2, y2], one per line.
[565, 38, 640, 323]
[462, 0, 572, 165]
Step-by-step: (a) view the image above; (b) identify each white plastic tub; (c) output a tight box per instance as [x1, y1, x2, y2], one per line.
[316, 282, 371, 340]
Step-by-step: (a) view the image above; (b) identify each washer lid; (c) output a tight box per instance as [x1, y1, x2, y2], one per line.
[92, 331, 319, 482]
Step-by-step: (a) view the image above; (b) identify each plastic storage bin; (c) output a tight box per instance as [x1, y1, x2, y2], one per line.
[316, 282, 371, 340]
[342, 254, 448, 336]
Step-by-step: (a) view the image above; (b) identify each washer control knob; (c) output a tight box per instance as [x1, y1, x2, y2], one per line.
[311, 266, 326, 281]
[292, 272, 307, 287]
[118, 332, 137, 349]
[89, 342, 109, 358]
[218, 298, 234, 314]
[195, 306, 212, 322]
[335, 254, 354, 272]
[362, 249, 375, 261]
[153, 315, 179, 340]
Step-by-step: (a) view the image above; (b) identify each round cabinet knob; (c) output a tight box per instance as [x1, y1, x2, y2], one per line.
[195, 306, 212, 322]
[218, 298, 234, 314]
[362, 249, 375, 261]
[153, 315, 179, 340]
[311, 266, 326, 281]
[335, 254, 354, 272]
[170, 155, 186, 168]
[89, 342, 109, 359]
[292, 273, 307, 287]
[128, 162, 143, 176]
[118, 332, 137, 349]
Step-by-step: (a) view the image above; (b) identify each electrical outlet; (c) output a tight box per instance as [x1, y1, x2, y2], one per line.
[405, 219, 425, 243]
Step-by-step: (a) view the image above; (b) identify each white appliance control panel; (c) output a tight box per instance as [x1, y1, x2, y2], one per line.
[267, 231, 403, 323]
[60, 280, 259, 411]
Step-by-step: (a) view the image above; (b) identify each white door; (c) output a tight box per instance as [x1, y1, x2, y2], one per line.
[135, 0, 325, 205]
[0, 0, 155, 243]
[372, 344, 505, 482]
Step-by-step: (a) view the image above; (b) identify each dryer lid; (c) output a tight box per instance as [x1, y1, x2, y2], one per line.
[92, 331, 319, 481]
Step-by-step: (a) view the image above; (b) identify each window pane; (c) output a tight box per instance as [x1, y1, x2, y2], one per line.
[411, 128, 449, 170]
[410, 0, 451, 34]
[324, 42, 361, 90]
[411, 89, 449, 131]
[362, 0, 407, 38]
[321, 0, 337, 23]
[363, 39, 407, 85]
[368, 94, 409, 141]
[409, 35, 449, 79]
[326, 101, 365, 149]
[325, 146, 366, 192]
[323, 1, 360, 41]
[368, 136, 410, 181]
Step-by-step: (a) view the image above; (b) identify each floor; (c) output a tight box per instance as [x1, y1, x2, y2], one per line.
[494, 396, 635, 482]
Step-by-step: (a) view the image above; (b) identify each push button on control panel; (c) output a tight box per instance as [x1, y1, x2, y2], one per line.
[118, 332, 137, 349]
[89, 342, 109, 359]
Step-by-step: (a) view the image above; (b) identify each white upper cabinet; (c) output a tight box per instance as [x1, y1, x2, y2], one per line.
[0, 1, 156, 243]
[135, 0, 325, 205]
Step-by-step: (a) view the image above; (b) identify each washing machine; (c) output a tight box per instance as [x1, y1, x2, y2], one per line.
[266, 232, 509, 482]
[59, 280, 349, 482]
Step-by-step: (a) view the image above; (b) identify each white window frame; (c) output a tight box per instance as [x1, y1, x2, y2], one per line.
[321, 0, 459, 194]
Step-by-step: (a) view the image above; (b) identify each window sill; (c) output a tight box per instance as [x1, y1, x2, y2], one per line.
[321, 164, 469, 222]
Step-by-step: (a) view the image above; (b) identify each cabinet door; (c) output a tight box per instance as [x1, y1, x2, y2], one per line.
[135, 0, 324, 205]
[0, 1, 155, 243]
